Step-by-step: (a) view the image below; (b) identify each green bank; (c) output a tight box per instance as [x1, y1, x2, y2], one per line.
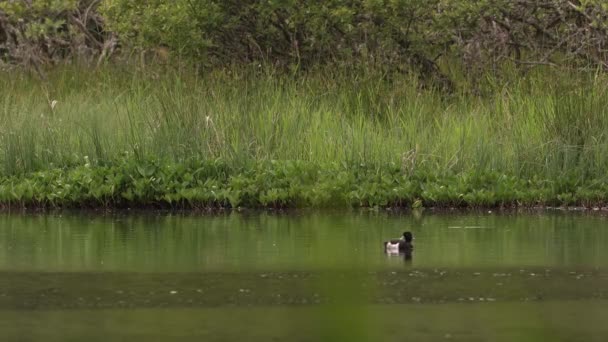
[1, 67, 608, 208]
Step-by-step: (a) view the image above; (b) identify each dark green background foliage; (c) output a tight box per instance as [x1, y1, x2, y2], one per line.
[0, 0, 109, 66]
[2, 1, 607, 75]
[102, 0, 451, 69]
[101, 0, 608, 67]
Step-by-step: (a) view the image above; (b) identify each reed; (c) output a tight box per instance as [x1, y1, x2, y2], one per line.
[1, 65, 607, 207]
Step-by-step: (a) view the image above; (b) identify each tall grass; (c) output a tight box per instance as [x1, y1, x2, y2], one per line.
[1, 65, 608, 181]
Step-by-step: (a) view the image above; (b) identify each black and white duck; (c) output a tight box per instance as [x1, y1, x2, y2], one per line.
[384, 231, 414, 254]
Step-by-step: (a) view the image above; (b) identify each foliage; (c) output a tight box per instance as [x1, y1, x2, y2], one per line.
[2, 65, 608, 178]
[1, 65, 608, 209]
[1, 158, 607, 209]
[100, 0, 608, 77]
[0, 0, 112, 68]
[0, 1, 606, 81]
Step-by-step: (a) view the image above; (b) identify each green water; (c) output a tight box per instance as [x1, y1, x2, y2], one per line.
[1, 211, 607, 341]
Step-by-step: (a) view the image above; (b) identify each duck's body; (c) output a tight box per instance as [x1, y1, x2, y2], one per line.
[384, 240, 413, 253]
[384, 231, 414, 254]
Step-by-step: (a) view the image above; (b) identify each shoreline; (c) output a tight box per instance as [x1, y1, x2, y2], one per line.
[1, 161, 607, 211]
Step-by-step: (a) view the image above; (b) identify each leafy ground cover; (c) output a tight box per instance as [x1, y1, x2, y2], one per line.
[1, 159, 607, 209]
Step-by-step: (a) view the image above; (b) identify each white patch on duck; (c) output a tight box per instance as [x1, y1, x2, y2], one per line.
[385, 241, 401, 254]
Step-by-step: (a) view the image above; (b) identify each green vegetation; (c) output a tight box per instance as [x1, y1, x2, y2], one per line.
[2, 1, 607, 79]
[100, 0, 608, 72]
[2, 158, 608, 209]
[1, 66, 608, 209]
[2, 1, 608, 209]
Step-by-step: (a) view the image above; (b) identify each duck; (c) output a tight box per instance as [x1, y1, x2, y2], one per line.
[384, 231, 414, 254]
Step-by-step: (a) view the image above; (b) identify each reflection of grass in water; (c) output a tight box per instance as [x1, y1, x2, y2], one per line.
[1, 212, 608, 271]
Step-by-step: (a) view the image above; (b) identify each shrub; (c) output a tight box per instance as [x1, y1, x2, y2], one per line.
[0, 0, 112, 68]
[100, 0, 608, 75]
[3, 1, 607, 79]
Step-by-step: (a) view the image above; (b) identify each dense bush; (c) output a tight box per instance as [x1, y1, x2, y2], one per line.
[2, 1, 607, 78]
[0, 0, 112, 69]
[100, 0, 608, 74]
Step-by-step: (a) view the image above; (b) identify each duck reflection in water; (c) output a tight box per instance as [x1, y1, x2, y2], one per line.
[384, 231, 414, 261]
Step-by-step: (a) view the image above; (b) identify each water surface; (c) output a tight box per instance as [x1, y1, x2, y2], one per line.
[1, 210, 607, 341]
[1, 211, 607, 271]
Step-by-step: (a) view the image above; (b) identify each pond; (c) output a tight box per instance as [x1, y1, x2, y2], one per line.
[1, 210, 607, 341]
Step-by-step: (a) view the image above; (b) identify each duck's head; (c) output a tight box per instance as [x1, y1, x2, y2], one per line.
[403, 231, 413, 242]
